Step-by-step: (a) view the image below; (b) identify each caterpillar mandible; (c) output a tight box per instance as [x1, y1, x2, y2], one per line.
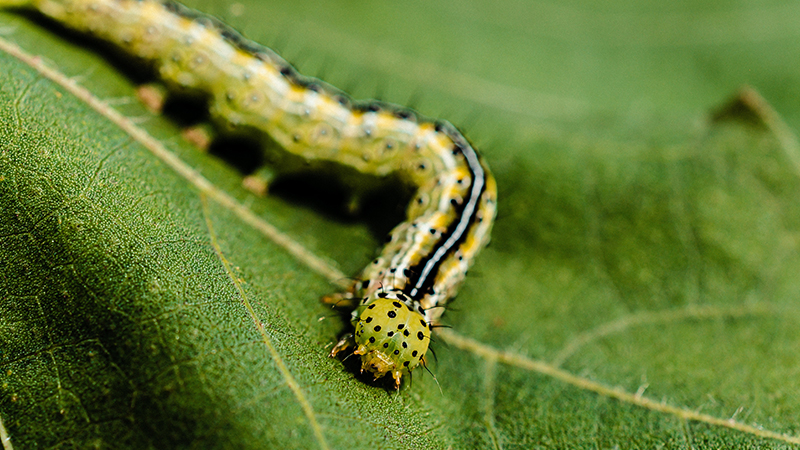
[2, 0, 497, 388]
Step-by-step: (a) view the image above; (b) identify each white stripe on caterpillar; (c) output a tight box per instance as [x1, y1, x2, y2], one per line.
[3, 0, 498, 388]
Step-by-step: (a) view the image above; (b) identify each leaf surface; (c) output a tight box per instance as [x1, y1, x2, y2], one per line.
[1, 0, 799, 448]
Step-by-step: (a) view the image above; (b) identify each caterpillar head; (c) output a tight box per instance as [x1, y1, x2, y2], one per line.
[353, 294, 431, 389]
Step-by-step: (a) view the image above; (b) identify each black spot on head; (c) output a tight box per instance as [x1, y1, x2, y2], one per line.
[419, 319, 426, 327]
[394, 350, 400, 355]
[388, 331, 394, 337]
[378, 292, 388, 298]
[365, 317, 373, 323]
[368, 304, 376, 309]
[403, 361, 410, 367]
[361, 297, 368, 304]
[369, 337, 376, 343]
[388, 311, 397, 318]
[397, 324, 405, 330]
[417, 331, 425, 340]
[402, 342, 408, 348]
[383, 343, 389, 348]
[412, 350, 418, 357]
[403, 330, 410, 337]
[392, 301, 402, 308]
[374, 325, 382, 332]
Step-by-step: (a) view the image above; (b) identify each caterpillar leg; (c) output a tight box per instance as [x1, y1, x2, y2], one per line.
[321, 291, 359, 310]
[329, 333, 354, 358]
[242, 165, 278, 197]
[136, 83, 168, 113]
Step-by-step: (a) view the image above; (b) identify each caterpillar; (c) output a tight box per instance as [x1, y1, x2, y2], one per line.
[2, 0, 497, 388]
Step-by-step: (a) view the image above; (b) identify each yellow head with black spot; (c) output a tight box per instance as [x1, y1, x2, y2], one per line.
[352, 293, 430, 388]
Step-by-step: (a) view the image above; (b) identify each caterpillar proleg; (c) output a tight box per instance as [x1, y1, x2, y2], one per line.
[2, 0, 498, 388]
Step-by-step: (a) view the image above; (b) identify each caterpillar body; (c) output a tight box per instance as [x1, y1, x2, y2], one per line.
[3, 0, 497, 388]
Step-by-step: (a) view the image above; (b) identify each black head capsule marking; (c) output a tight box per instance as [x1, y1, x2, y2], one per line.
[365, 316, 373, 323]
[417, 331, 425, 340]
[374, 325, 382, 332]
[397, 324, 405, 330]
[394, 350, 400, 355]
[383, 343, 389, 348]
[387, 331, 394, 337]
[368, 304, 376, 309]
[392, 301, 402, 308]
[412, 350, 418, 357]
[378, 292, 388, 299]
[369, 337, 376, 343]
[388, 310, 397, 318]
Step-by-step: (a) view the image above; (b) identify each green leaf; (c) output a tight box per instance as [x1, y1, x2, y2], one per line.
[2, 0, 800, 449]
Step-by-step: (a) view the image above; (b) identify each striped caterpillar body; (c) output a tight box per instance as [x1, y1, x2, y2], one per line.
[3, 0, 498, 388]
